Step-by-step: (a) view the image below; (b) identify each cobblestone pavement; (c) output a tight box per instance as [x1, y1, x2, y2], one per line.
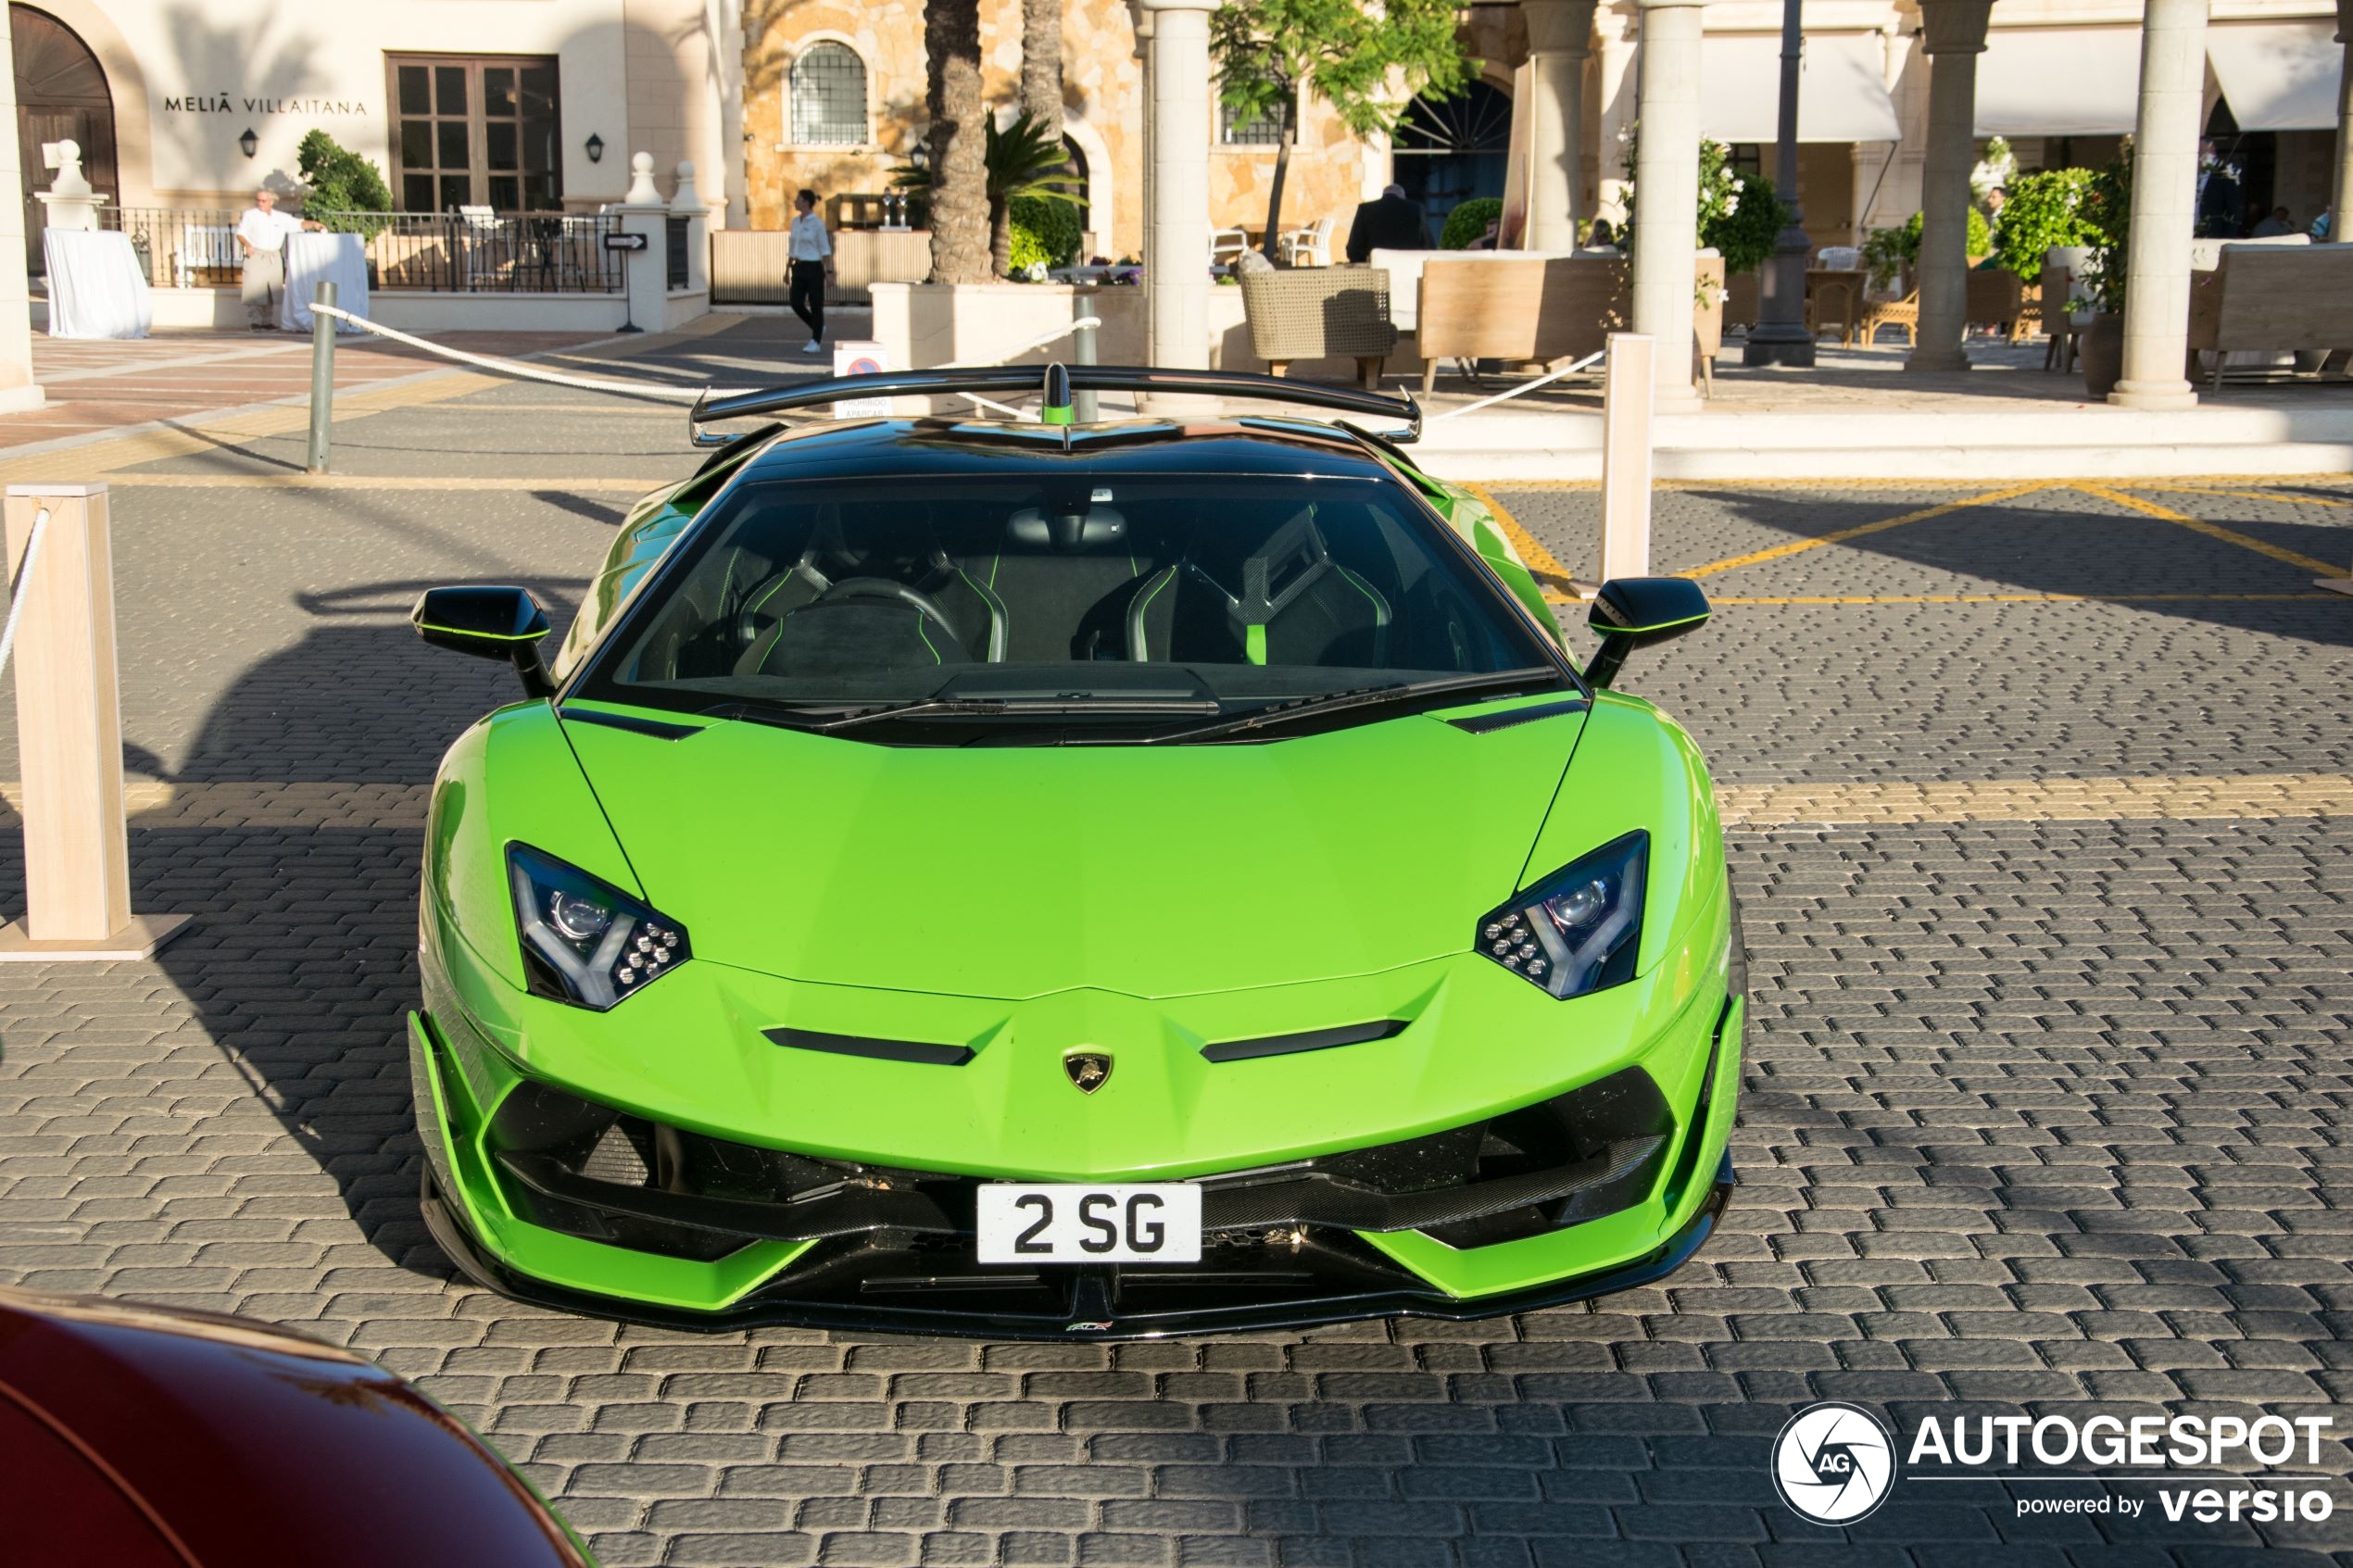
[2, 327, 2351, 1565]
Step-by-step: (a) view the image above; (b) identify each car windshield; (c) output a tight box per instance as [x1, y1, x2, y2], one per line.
[573, 470, 1566, 736]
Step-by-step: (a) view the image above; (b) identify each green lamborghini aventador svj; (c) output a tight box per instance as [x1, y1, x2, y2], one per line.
[407, 365, 1742, 1337]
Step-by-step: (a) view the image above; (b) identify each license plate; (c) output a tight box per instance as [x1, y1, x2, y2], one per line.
[975, 1184, 1203, 1264]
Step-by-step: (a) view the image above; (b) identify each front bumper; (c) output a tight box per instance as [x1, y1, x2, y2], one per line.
[409, 926, 1744, 1336]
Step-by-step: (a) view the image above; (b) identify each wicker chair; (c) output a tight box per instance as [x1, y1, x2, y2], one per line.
[1861, 287, 1919, 346]
[1239, 266, 1397, 389]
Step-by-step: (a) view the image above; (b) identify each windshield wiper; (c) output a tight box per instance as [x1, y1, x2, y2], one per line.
[703, 695, 1222, 734]
[1139, 667, 1567, 746]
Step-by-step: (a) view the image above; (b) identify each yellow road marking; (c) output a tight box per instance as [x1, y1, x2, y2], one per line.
[1458, 480, 1582, 600]
[2071, 483, 2344, 577]
[1677, 482, 2054, 580]
[1718, 773, 2353, 827]
[2132, 484, 2353, 508]
[15, 773, 2344, 832]
[99, 473, 661, 492]
[1708, 592, 2340, 605]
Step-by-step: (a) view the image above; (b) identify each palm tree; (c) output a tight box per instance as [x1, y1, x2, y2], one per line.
[924, 0, 990, 285]
[897, 110, 1083, 277]
[1021, 0, 1064, 140]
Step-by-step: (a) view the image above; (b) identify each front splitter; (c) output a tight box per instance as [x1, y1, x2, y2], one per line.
[419, 1160, 1734, 1341]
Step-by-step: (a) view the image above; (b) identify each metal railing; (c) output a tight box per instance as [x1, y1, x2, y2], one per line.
[101, 207, 245, 289]
[665, 215, 689, 290]
[100, 207, 626, 295]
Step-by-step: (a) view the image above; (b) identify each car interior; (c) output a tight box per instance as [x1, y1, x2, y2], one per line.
[615, 477, 1529, 690]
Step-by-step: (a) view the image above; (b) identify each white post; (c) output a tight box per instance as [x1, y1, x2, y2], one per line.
[1905, 0, 1992, 374]
[1142, 0, 1217, 383]
[1597, 332, 1655, 584]
[2110, 0, 2209, 409]
[2335, 0, 2353, 238]
[0, 485, 188, 960]
[616, 152, 669, 334]
[33, 139, 105, 233]
[1628, 0, 1705, 411]
[0, 15, 43, 414]
[1521, 0, 1598, 252]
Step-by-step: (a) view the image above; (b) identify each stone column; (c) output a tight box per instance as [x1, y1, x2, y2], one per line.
[669, 160, 710, 295]
[2332, 0, 2352, 238]
[33, 140, 104, 232]
[1905, 0, 1992, 374]
[0, 11, 39, 411]
[1595, 10, 1638, 224]
[1521, 0, 1599, 251]
[614, 153, 671, 334]
[1142, 0, 1217, 374]
[1628, 0, 1704, 410]
[2110, 0, 2208, 409]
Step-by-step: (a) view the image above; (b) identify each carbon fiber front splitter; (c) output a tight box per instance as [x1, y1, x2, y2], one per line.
[419, 1159, 1734, 1341]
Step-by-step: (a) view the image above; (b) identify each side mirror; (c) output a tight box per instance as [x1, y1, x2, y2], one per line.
[412, 585, 555, 698]
[1584, 577, 1709, 689]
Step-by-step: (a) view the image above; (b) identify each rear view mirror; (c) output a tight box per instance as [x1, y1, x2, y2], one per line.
[1584, 577, 1709, 689]
[413, 585, 555, 698]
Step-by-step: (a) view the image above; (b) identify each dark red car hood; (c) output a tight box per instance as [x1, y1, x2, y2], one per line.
[0, 1286, 592, 1568]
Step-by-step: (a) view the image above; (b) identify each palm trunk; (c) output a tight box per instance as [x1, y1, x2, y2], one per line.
[990, 194, 1013, 277]
[925, 0, 990, 285]
[1259, 109, 1294, 264]
[1020, 0, 1064, 139]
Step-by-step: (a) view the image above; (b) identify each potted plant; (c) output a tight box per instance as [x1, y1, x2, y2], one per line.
[2074, 150, 2133, 398]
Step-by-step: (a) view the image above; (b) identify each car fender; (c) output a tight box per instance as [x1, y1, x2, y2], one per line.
[1516, 690, 1726, 981]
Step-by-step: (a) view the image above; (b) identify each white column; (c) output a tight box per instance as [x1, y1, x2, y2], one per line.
[2332, 0, 2352, 240]
[1628, 0, 1704, 410]
[1595, 11, 1638, 224]
[1522, 0, 1599, 251]
[1142, 0, 1217, 375]
[0, 16, 40, 411]
[1905, 0, 1992, 374]
[2110, 0, 2208, 409]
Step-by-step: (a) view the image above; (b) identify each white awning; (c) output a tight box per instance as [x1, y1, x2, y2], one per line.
[1697, 33, 1901, 144]
[2208, 22, 2344, 132]
[1974, 28, 2145, 135]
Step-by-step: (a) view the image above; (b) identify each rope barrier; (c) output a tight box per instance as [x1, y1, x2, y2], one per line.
[0, 508, 50, 680]
[1428, 350, 1605, 421]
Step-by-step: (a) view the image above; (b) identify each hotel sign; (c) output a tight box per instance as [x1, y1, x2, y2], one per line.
[162, 95, 371, 115]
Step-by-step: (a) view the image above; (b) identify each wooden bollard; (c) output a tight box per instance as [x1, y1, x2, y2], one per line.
[1596, 332, 1655, 588]
[0, 483, 190, 960]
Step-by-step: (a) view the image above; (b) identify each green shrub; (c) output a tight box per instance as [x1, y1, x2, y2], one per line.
[1440, 197, 1503, 250]
[1618, 133, 1793, 275]
[1990, 168, 2099, 281]
[296, 129, 393, 236]
[1858, 207, 1992, 289]
[1008, 194, 1082, 271]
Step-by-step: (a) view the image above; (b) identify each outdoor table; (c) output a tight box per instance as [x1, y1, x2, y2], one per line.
[43, 228, 150, 339]
[281, 232, 369, 332]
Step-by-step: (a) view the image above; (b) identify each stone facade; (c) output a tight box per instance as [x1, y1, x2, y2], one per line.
[744, 0, 1375, 256]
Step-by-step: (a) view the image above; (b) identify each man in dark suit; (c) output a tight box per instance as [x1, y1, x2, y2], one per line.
[1345, 184, 1429, 262]
[2194, 139, 2245, 238]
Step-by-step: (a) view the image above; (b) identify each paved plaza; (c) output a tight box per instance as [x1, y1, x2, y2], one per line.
[1, 320, 2350, 1564]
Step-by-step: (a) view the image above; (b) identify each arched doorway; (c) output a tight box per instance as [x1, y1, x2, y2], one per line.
[1060, 133, 1090, 242]
[1390, 78, 1509, 240]
[11, 5, 117, 271]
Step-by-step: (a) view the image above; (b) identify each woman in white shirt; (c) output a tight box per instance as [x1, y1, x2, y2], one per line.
[787, 188, 834, 353]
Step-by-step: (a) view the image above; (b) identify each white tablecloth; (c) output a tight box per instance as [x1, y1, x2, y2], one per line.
[280, 231, 370, 332]
[43, 228, 151, 339]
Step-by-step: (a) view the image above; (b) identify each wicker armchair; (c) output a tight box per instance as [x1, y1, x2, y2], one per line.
[1239, 266, 1397, 388]
[1861, 288, 1919, 346]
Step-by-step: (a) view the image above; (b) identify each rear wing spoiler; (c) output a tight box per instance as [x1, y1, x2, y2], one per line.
[687, 363, 1422, 445]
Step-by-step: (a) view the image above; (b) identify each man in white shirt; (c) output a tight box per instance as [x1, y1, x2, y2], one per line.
[235, 188, 321, 330]
[786, 188, 834, 353]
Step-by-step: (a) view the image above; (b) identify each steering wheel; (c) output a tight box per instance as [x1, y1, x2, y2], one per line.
[808, 577, 966, 654]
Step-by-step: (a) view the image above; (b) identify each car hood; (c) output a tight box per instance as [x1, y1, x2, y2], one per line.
[560, 702, 1588, 1000]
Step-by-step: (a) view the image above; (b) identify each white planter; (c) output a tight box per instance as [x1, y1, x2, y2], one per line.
[869, 281, 1269, 374]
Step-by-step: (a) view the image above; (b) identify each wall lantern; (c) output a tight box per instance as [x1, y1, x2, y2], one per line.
[585, 132, 604, 164]
[238, 127, 258, 159]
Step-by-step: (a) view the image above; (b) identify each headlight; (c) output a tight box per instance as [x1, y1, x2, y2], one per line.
[1478, 831, 1647, 998]
[509, 844, 691, 1010]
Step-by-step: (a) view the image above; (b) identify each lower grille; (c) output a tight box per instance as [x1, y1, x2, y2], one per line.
[481, 1062, 1679, 1268]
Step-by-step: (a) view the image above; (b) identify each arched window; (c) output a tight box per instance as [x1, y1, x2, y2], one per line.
[790, 42, 868, 145]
